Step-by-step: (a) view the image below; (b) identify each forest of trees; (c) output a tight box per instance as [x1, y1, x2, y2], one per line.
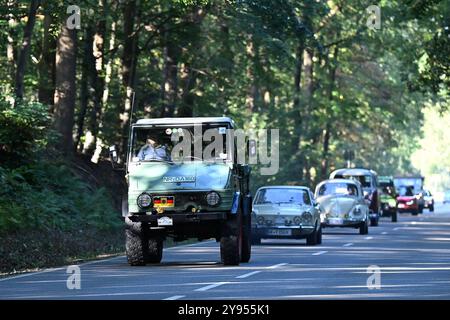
[1, 0, 449, 183]
[0, 1, 449, 271]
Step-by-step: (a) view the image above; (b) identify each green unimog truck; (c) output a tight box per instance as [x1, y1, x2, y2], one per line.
[109, 117, 253, 266]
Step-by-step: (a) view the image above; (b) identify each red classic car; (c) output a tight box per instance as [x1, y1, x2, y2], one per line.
[397, 185, 419, 215]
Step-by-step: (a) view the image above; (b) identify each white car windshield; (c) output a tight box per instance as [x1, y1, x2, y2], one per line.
[254, 188, 311, 205]
[317, 183, 359, 197]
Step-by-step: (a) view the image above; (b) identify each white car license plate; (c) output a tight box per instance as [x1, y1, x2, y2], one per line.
[157, 216, 173, 226]
[267, 229, 292, 236]
[398, 203, 405, 209]
[328, 218, 343, 225]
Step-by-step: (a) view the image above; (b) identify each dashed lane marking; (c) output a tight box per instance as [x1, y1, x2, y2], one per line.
[266, 263, 288, 269]
[194, 282, 230, 292]
[164, 295, 186, 300]
[235, 271, 262, 279]
[343, 243, 353, 247]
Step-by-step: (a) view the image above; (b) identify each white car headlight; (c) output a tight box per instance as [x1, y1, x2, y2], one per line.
[301, 211, 313, 224]
[256, 216, 265, 225]
[352, 207, 363, 216]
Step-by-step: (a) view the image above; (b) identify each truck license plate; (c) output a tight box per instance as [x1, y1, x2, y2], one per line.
[157, 216, 173, 226]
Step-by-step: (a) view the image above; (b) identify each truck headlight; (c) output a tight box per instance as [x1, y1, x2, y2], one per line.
[406, 200, 415, 205]
[206, 192, 221, 206]
[137, 193, 152, 209]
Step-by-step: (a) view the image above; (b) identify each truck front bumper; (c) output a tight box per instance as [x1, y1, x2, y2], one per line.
[128, 212, 227, 225]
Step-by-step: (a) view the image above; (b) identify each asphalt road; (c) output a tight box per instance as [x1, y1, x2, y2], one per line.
[2, 203, 450, 300]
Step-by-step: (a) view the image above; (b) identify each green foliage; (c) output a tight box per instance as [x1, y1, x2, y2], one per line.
[0, 98, 51, 161]
[0, 162, 121, 233]
[411, 106, 450, 191]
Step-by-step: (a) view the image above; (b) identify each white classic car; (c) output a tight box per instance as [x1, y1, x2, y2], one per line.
[251, 186, 322, 245]
[315, 179, 369, 235]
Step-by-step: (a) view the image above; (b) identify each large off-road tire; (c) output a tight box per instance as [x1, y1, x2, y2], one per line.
[360, 220, 369, 235]
[147, 238, 163, 263]
[391, 210, 398, 223]
[240, 214, 251, 263]
[220, 215, 242, 266]
[412, 209, 419, 216]
[220, 235, 241, 266]
[125, 225, 148, 266]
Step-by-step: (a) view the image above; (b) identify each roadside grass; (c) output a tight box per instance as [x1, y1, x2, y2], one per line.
[0, 230, 201, 278]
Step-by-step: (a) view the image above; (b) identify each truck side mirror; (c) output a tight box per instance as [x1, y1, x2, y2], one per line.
[248, 139, 257, 158]
[109, 145, 125, 170]
[109, 145, 118, 163]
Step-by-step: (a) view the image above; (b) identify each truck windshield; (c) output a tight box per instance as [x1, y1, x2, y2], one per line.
[343, 175, 372, 188]
[398, 186, 414, 196]
[130, 123, 232, 163]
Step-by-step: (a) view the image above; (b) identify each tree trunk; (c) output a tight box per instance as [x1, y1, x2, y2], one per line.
[301, 48, 314, 144]
[53, 26, 77, 155]
[178, 63, 195, 117]
[245, 34, 258, 113]
[120, 0, 140, 156]
[74, 27, 93, 152]
[320, 46, 339, 179]
[177, 7, 206, 117]
[14, 0, 40, 105]
[161, 32, 179, 118]
[85, 5, 107, 157]
[38, 12, 56, 108]
[292, 42, 305, 181]
[7, 0, 17, 81]
[102, 21, 116, 107]
[321, 122, 331, 179]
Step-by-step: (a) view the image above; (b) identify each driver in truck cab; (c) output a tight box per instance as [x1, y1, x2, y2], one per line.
[137, 134, 170, 161]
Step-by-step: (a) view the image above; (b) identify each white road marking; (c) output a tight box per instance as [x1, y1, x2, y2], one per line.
[393, 227, 400, 231]
[365, 236, 373, 240]
[343, 243, 353, 247]
[266, 263, 288, 269]
[235, 271, 261, 279]
[0, 267, 65, 282]
[312, 251, 328, 256]
[164, 295, 186, 300]
[194, 282, 230, 292]
[382, 232, 388, 235]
